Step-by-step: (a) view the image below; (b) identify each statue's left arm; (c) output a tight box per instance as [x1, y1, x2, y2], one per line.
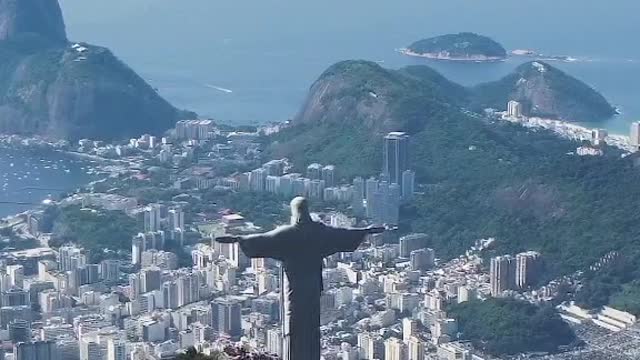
[320, 225, 385, 257]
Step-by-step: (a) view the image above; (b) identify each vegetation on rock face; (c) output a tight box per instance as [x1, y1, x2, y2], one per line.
[449, 299, 576, 355]
[0, 0, 68, 43]
[407, 32, 507, 59]
[471, 61, 616, 122]
[267, 60, 640, 309]
[0, 41, 190, 140]
[0, 0, 193, 140]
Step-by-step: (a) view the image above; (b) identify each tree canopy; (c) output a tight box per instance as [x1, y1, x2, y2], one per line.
[449, 299, 576, 355]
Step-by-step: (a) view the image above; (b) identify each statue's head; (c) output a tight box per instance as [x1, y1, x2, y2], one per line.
[290, 196, 312, 224]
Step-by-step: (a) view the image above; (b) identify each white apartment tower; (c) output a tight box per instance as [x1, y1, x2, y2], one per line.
[490, 255, 516, 296]
[630, 121, 640, 148]
[407, 336, 425, 360]
[515, 251, 541, 289]
[507, 100, 523, 118]
[402, 318, 418, 342]
[107, 339, 126, 360]
[384, 337, 406, 360]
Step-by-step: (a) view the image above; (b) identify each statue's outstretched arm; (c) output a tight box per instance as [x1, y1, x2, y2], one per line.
[321, 225, 385, 256]
[215, 226, 293, 259]
[215, 227, 283, 243]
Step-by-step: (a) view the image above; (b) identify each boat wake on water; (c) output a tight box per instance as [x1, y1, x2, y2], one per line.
[204, 84, 233, 93]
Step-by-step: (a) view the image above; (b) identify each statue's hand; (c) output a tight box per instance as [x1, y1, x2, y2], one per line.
[215, 236, 241, 244]
[365, 225, 386, 234]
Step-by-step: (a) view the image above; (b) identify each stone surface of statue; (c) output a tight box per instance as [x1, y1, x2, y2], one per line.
[216, 197, 384, 360]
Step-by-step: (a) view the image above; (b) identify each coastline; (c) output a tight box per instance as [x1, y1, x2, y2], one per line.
[0, 135, 131, 219]
[498, 113, 635, 153]
[399, 48, 506, 62]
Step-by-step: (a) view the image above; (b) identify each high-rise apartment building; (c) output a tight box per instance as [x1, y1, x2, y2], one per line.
[100, 260, 120, 282]
[58, 246, 88, 272]
[143, 204, 162, 232]
[490, 255, 516, 296]
[507, 100, 523, 118]
[321, 165, 336, 187]
[384, 337, 406, 360]
[410, 248, 435, 271]
[306, 163, 322, 180]
[128, 274, 140, 300]
[399, 233, 428, 258]
[106, 339, 126, 360]
[402, 318, 418, 342]
[407, 336, 425, 360]
[515, 251, 541, 289]
[249, 168, 267, 192]
[162, 281, 179, 310]
[140, 268, 162, 293]
[383, 132, 410, 189]
[266, 328, 283, 358]
[402, 170, 415, 200]
[167, 208, 185, 231]
[630, 122, 640, 148]
[212, 297, 241, 338]
[14, 341, 58, 360]
[357, 332, 384, 360]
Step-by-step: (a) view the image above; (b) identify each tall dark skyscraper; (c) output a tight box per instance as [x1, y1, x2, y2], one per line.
[383, 132, 409, 189]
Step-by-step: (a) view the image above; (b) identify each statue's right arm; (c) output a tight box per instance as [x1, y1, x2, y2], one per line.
[216, 227, 292, 259]
[215, 236, 242, 244]
[215, 229, 280, 244]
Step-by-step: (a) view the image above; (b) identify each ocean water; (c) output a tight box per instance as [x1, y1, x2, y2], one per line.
[0, 149, 95, 218]
[58, 0, 640, 133]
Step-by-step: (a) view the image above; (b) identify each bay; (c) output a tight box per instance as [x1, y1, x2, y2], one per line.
[0, 148, 95, 218]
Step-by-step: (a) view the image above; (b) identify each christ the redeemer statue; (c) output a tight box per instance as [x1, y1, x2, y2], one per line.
[216, 196, 384, 360]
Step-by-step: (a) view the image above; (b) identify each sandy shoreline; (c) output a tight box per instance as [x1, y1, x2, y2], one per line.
[499, 114, 635, 153]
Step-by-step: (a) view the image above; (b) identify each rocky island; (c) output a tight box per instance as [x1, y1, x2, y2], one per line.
[0, 0, 193, 141]
[402, 32, 507, 62]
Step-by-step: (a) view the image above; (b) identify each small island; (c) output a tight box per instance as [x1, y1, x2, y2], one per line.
[402, 32, 507, 62]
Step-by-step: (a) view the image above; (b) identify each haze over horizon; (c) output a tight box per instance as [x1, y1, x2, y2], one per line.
[59, 0, 640, 131]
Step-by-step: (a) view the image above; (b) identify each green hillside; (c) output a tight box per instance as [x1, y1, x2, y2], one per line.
[266, 60, 640, 309]
[407, 32, 507, 59]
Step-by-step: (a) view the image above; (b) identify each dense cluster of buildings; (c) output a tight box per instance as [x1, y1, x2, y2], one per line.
[9, 117, 628, 360]
[215, 131, 416, 226]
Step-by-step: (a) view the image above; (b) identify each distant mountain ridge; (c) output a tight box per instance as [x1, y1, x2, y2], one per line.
[267, 60, 639, 296]
[279, 60, 614, 170]
[0, 0, 192, 140]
